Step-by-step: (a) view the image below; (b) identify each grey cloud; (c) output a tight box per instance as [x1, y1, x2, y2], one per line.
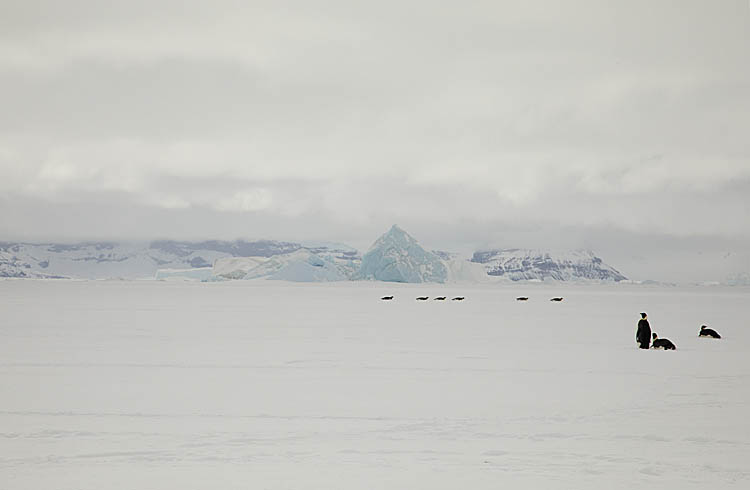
[1, 0, 749, 282]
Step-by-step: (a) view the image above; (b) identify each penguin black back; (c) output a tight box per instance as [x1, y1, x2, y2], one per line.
[652, 333, 676, 350]
[699, 325, 721, 339]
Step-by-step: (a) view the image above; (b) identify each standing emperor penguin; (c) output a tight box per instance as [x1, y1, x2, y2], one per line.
[636, 313, 651, 349]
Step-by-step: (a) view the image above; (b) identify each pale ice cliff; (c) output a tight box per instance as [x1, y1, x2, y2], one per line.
[212, 257, 270, 280]
[213, 249, 359, 282]
[355, 225, 448, 283]
[212, 227, 483, 284]
[726, 272, 750, 286]
[444, 258, 491, 283]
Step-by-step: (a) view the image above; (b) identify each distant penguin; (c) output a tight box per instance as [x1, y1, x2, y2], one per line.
[550, 297, 564, 302]
[636, 312, 651, 349]
[416, 296, 429, 301]
[651, 333, 676, 350]
[699, 325, 721, 339]
[516, 297, 529, 301]
[381, 296, 394, 300]
[433, 296, 447, 301]
[451, 296, 465, 301]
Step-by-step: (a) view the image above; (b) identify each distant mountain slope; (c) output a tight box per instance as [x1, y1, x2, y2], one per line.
[0, 242, 175, 279]
[1, 235, 629, 283]
[0, 240, 358, 280]
[355, 225, 448, 283]
[471, 248, 627, 282]
[0, 249, 66, 278]
[149, 239, 302, 259]
[212, 249, 360, 282]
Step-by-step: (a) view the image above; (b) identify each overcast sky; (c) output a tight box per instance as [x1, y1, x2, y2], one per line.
[1, 1, 749, 281]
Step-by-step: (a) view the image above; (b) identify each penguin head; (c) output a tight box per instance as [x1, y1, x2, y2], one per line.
[652, 333, 658, 339]
[641, 312, 647, 319]
[701, 325, 707, 330]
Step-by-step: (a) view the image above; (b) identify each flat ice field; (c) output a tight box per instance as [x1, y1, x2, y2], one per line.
[1, 280, 749, 489]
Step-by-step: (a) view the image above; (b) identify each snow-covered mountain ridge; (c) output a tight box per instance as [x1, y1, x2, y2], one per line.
[471, 248, 627, 282]
[0, 240, 358, 280]
[1, 229, 633, 283]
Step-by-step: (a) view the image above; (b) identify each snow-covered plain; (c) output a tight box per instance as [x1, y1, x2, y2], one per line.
[1, 280, 748, 489]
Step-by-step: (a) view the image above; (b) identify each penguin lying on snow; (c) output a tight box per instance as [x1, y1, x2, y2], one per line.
[651, 333, 676, 350]
[516, 297, 529, 301]
[416, 296, 429, 301]
[550, 297, 564, 302]
[380, 296, 394, 300]
[452, 297, 465, 301]
[433, 296, 447, 301]
[699, 325, 721, 338]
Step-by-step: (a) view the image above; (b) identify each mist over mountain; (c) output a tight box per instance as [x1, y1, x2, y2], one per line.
[4, 225, 750, 285]
[0, 225, 625, 284]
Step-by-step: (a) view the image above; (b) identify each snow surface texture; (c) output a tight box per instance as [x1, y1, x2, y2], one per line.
[472, 248, 627, 282]
[1, 280, 748, 489]
[154, 268, 215, 281]
[356, 225, 448, 283]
